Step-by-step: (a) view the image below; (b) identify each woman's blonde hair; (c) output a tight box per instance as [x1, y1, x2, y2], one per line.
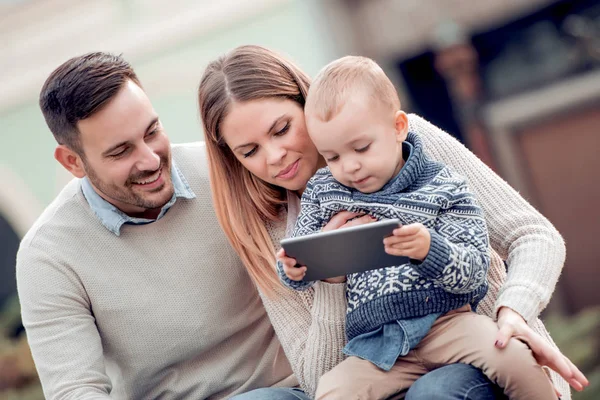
[198, 45, 311, 296]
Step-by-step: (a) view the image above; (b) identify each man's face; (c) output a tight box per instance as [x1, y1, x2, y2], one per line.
[76, 80, 174, 217]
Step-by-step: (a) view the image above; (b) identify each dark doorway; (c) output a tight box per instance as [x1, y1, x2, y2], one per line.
[0, 213, 20, 311]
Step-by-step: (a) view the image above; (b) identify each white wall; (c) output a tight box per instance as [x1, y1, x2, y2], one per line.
[0, 0, 336, 213]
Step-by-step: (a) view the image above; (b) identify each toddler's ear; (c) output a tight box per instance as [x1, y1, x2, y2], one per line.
[394, 111, 409, 142]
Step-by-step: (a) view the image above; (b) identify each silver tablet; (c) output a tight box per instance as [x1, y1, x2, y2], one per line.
[280, 218, 410, 282]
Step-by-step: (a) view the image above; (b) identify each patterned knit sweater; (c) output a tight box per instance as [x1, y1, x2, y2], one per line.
[264, 114, 568, 398]
[278, 132, 490, 339]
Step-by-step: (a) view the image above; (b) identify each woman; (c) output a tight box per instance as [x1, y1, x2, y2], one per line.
[197, 45, 586, 399]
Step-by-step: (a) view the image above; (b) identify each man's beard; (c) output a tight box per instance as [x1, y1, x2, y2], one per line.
[84, 155, 173, 211]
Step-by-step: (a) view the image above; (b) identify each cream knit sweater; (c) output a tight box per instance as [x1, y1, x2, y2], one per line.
[259, 114, 569, 398]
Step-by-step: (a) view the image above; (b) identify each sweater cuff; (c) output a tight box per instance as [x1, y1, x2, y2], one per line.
[417, 230, 451, 279]
[495, 286, 541, 323]
[312, 281, 347, 323]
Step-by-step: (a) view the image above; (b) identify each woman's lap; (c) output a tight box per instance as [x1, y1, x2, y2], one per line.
[232, 364, 506, 400]
[230, 387, 311, 400]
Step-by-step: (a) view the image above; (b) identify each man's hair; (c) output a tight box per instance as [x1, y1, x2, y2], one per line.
[39, 52, 141, 155]
[305, 55, 401, 122]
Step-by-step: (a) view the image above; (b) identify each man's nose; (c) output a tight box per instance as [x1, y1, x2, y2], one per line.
[137, 145, 161, 171]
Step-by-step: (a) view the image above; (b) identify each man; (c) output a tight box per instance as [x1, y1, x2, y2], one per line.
[16, 52, 299, 399]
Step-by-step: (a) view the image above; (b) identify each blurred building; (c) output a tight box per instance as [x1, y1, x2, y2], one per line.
[320, 0, 600, 315]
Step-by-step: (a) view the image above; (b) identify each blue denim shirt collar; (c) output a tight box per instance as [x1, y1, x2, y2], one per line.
[81, 162, 196, 236]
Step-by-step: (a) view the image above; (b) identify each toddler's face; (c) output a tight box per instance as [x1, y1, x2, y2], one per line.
[306, 98, 407, 193]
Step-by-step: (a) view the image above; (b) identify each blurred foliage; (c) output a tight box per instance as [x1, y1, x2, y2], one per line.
[0, 296, 42, 400]
[543, 306, 600, 400]
[0, 293, 597, 399]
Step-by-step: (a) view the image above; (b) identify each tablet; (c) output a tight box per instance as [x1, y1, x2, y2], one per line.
[280, 218, 410, 282]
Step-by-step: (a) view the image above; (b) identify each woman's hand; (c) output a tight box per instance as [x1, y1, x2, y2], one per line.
[495, 306, 589, 394]
[320, 212, 376, 283]
[321, 211, 376, 232]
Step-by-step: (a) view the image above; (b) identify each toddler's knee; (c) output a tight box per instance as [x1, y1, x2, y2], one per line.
[487, 338, 547, 382]
[315, 370, 345, 400]
[315, 368, 368, 400]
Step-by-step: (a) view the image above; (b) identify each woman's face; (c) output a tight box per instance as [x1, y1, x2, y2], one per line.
[220, 98, 322, 194]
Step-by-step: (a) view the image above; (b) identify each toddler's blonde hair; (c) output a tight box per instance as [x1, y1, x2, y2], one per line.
[306, 55, 401, 122]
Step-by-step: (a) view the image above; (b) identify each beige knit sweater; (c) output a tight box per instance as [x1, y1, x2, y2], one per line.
[17, 143, 297, 400]
[260, 114, 569, 398]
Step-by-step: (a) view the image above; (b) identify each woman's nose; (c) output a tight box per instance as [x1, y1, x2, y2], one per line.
[266, 145, 286, 166]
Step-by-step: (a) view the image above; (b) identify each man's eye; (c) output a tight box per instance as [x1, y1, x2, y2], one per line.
[110, 148, 129, 158]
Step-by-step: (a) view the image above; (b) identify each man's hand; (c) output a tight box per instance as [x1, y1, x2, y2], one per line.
[383, 223, 431, 261]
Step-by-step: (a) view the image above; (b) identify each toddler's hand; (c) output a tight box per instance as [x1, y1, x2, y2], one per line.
[383, 223, 431, 261]
[277, 248, 307, 281]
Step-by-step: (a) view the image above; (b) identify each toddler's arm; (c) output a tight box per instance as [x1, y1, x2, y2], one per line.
[276, 178, 325, 291]
[418, 174, 490, 294]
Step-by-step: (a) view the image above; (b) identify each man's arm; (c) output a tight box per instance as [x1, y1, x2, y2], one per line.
[16, 245, 112, 399]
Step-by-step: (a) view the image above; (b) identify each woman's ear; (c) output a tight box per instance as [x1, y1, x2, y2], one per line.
[54, 145, 86, 178]
[394, 111, 409, 142]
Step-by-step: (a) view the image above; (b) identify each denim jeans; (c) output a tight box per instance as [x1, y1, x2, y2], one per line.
[406, 363, 507, 400]
[230, 387, 311, 400]
[231, 365, 506, 400]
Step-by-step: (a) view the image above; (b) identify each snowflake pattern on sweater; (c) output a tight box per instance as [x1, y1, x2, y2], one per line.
[277, 132, 490, 339]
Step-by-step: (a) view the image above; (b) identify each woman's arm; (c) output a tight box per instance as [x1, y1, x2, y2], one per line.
[259, 280, 347, 397]
[408, 114, 565, 323]
[261, 214, 347, 396]
[261, 209, 374, 396]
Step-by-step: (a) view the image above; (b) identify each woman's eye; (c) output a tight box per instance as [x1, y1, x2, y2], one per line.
[242, 147, 258, 158]
[355, 144, 371, 153]
[274, 122, 290, 136]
